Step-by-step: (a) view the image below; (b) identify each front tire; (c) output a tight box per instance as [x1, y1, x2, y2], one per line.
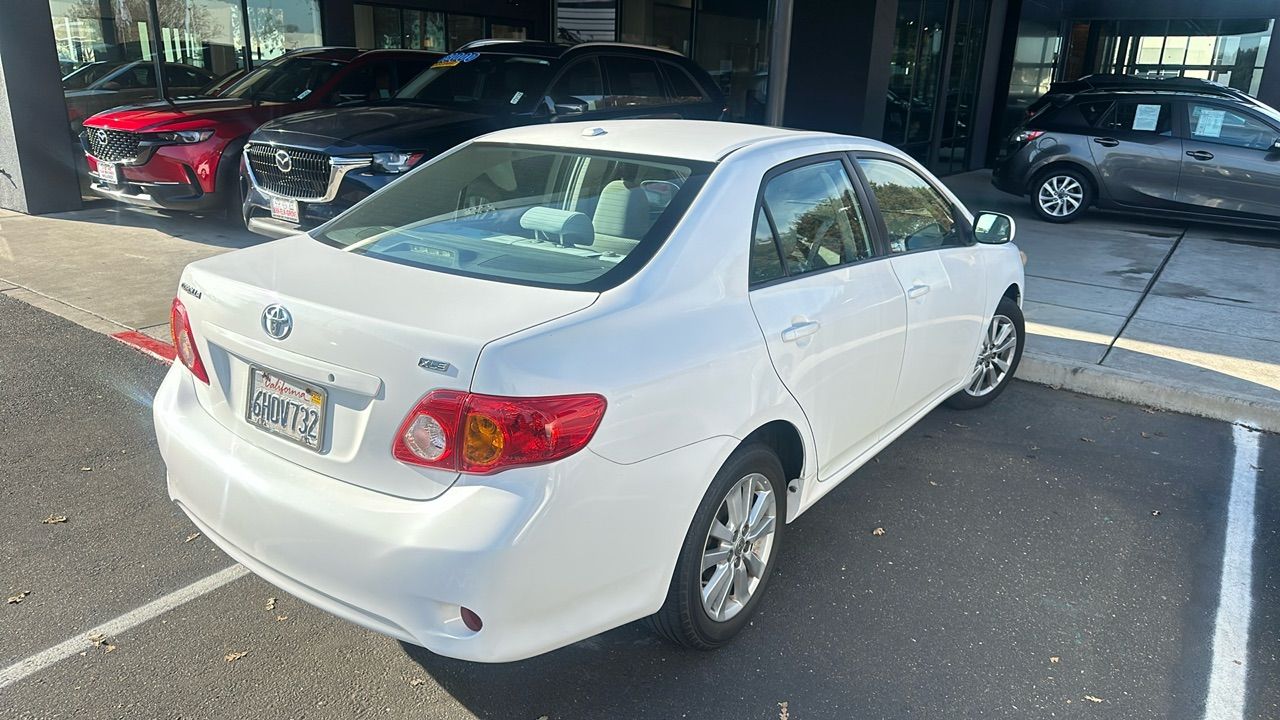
[1030, 168, 1091, 223]
[647, 444, 785, 650]
[945, 296, 1024, 410]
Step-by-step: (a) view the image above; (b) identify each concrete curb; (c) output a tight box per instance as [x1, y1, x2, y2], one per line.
[1017, 352, 1280, 434]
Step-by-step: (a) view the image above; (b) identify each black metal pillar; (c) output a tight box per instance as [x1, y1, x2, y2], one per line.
[146, 0, 169, 100]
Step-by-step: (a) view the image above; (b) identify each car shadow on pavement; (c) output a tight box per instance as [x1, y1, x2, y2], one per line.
[399, 384, 1230, 720]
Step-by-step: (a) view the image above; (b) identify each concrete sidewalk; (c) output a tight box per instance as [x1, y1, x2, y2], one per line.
[1, 182, 1278, 430]
[948, 170, 1280, 430]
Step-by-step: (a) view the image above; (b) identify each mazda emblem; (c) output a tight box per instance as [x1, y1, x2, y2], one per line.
[261, 304, 293, 340]
[274, 149, 292, 173]
[96, 128, 108, 146]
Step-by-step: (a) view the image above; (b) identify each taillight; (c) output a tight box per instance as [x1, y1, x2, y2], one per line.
[169, 297, 209, 384]
[1012, 129, 1045, 144]
[393, 390, 607, 474]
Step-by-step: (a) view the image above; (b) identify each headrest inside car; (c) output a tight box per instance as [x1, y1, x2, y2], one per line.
[520, 207, 595, 247]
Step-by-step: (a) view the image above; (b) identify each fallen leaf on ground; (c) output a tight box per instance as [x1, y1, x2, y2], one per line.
[275, 615, 288, 622]
[1151, 510, 1162, 517]
[7, 591, 31, 604]
[88, 633, 108, 646]
[42, 514, 68, 524]
[225, 651, 248, 663]
[779, 701, 790, 720]
[103, 643, 117, 653]
[1101, 415, 1116, 422]
[871, 527, 886, 537]
[1141, 432, 1152, 439]
[79, 467, 92, 472]
[1080, 437, 1095, 443]
[1084, 695, 1103, 703]
[265, 597, 276, 611]
[183, 532, 201, 543]
[409, 678, 426, 687]
[1049, 656, 1059, 663]
[928, 481, 939, 486]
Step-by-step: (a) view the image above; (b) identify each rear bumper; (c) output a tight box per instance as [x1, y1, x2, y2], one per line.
[153, 365, 734, 662]
[990, 158, 1027, 196]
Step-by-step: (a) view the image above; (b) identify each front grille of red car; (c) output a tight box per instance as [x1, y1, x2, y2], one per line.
[86, 128, 141, 163]
[245, 143, 331, 200]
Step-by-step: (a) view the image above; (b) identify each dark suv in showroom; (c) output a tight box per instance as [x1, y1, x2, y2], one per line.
[240, 40, 726, 237]
[993, 84, 1280, 225]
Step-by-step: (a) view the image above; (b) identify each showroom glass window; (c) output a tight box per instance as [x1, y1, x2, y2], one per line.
[354, 4, 529, 51]
[1063, 19, 1274, 97]
[51, 0, 321, 99]
[555, 0, 772, 123]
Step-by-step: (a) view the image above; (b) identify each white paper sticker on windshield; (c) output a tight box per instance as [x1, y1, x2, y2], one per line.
[1132, 104, 1162, 132]
[1195, 109, 1227, 138]
[510, 91, 524, 105]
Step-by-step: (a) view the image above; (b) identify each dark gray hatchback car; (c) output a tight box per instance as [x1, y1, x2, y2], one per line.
[993, 88, 1280, 225]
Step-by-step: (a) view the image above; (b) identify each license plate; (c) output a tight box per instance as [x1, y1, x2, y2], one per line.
[245, 367, 326, 451]
[270, 196, 300, 223]
[97, 162, 118, 185]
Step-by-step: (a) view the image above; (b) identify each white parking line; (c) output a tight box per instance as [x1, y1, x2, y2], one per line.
[0, 565, 248, 690]
[1202, 424, 1262, 720]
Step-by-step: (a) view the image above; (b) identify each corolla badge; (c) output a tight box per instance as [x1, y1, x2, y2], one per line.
[261, 304, 293, 340]
[274, 149, 292, 173]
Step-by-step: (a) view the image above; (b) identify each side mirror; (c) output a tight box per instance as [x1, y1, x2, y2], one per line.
[1271, 137, 1280, 151]
[974, 211, 1016, 245]
[546, 96, 588, 118]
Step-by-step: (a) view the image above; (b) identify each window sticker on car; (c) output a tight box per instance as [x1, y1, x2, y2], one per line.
[1132, 104, 1162, 132]
[431, 52, 481, 69]
[1195, 109, 1227, 138]
[510, 91, 524, 104]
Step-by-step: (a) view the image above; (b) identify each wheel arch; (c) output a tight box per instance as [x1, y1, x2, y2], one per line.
[736, 419, 807, 521]
[1027, 159, 1100, 200]
[1002, 282, 1022, 307]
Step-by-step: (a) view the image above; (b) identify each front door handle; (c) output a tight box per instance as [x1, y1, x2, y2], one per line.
[907, 283, 931, 299]
[1186, 149, 1215, 161]
[1093, 137, 1120, 148]
[781, 321, 821, 343]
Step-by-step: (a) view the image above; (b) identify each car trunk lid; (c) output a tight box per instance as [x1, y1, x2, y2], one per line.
[177, 235, 597, 499]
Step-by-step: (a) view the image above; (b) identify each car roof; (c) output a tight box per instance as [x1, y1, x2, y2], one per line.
[457, 39, 693, 61]
[1072, 88, 1263, 104]
[474, 120, 887, 162]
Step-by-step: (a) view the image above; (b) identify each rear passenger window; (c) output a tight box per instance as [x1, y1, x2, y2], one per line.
[1100, 101, 1172, 135]
[1078, 101, 1113, 127]
[752, 160, 874, 280]
[601, 56, 667, 108]
[662, 63, 706, 104]
[857, 158, 963, 252]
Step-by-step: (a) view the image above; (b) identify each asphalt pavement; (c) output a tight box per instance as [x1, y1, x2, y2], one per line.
[1, 293, 1275, 719]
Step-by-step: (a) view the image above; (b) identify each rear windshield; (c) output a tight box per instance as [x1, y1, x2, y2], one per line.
[316, 143, 712, 290]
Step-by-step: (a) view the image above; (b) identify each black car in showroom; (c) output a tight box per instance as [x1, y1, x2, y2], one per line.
[993, 85, 1280, 225]
[241, 40, 726, 237]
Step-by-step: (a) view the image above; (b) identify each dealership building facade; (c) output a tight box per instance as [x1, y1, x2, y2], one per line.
[2, 0, 1278, 214]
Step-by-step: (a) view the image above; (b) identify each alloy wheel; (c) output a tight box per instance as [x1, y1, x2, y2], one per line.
[1037, 175, 1084, 217]
[699, 472, 777, 622]
[965, 314, 1017, 397]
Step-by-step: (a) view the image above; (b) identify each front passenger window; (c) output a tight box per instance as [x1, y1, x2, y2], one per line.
[755, 160, 873, 279]
[857, 158, 961, 252]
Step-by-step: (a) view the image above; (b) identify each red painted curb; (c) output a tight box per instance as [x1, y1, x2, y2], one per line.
[110, 330, 176, 364]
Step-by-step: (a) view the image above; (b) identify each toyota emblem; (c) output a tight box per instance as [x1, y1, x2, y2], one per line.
[261, 304, 293, 340]
[274, 149, 292, 173]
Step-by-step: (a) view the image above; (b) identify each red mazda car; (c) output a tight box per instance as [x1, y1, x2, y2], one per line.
[80, 47, 439, 222]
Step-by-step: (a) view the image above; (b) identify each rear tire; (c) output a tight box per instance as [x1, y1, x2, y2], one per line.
[945, 296, 1024, 410]
[1029, 167, 1091, 223]
[647, 443, 785, 650]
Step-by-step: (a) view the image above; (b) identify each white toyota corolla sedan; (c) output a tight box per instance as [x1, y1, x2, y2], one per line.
[155, 120, 1025, 662]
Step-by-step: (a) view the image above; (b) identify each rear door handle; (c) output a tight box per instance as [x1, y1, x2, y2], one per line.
[907, 283, 931, 299]
[1092, 137, 1120, 148]
[781, 321, 821, 343]
[1186, 150, 1215, 161]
